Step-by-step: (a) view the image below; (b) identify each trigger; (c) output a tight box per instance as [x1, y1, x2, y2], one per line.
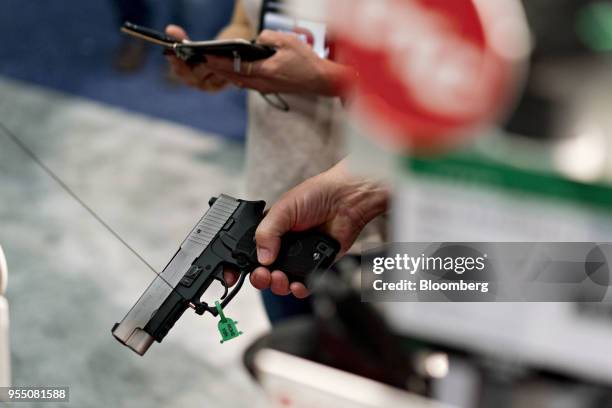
[214, 276, 229, 300]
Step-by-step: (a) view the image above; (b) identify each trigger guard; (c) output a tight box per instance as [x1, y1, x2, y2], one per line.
[214, 275, 229, 300]
[219, 269, 249, 310]
[204, 270, 249, 317]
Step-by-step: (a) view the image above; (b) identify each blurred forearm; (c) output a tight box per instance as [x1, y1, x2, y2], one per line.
[217, 0, 254, 40]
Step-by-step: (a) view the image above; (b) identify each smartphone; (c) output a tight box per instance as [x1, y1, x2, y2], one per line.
[121, 22, 276, 63]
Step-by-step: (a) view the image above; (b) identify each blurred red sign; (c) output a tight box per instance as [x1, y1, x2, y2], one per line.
[332, 0, 530, 151]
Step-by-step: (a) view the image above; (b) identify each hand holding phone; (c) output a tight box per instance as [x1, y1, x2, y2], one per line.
[121, 22, 276, 64]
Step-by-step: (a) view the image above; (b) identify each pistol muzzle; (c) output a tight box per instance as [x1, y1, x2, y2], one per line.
[112, 324, 154, 356]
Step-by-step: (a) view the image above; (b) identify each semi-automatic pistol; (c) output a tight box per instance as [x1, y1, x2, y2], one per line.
[112, 195, 339, 355]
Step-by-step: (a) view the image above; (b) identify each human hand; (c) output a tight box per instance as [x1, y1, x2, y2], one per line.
[164, 25, 230, 92]
[204, 30, 354, 96]
[250, 161, 389, 298]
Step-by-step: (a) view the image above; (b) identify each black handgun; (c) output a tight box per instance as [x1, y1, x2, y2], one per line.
[112, 195, 339, 355]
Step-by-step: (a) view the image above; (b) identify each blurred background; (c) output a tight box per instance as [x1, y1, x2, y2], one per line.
[0, 0, 246, 139]
[0, 0, 273, 407]
[3, 0, 612, 407]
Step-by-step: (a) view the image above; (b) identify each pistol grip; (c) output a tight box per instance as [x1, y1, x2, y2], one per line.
[270, 231, 340, 284]
[233, 226, 340, 285]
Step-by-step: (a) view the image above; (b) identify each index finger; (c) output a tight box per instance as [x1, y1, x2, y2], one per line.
[223, 268, 239, 287]
[204, 55, 236, 73]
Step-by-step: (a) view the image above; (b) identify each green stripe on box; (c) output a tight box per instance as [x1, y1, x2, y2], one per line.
[405, 152, 612, 209]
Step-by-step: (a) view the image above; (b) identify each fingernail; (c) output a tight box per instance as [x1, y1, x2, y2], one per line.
[257, 247, 271, 264]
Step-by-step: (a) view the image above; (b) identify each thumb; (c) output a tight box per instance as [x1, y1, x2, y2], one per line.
[256, 29, 290, 48]
[165, 24, 189, 41]
[255, 200, 296, 265]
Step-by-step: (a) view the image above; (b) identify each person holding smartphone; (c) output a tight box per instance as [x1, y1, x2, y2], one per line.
[166, 0, 385, 323]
